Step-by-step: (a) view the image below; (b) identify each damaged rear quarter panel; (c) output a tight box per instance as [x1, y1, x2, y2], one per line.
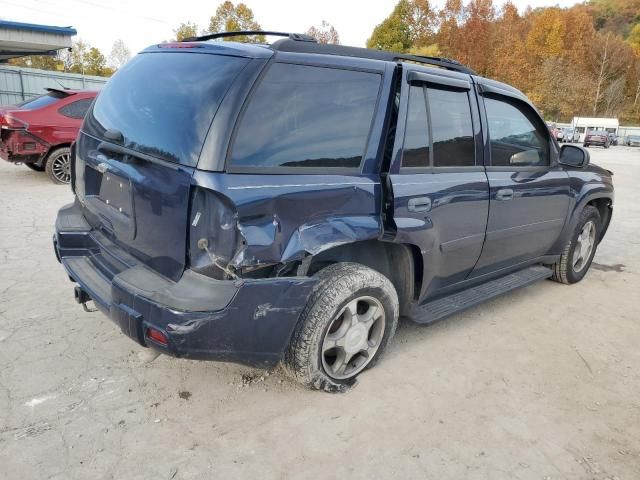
[191, 171, 383, 267]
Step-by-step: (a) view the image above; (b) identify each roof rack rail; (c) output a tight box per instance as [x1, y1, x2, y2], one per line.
[182, 30, 317, 43]
[270, 39, 475, 75]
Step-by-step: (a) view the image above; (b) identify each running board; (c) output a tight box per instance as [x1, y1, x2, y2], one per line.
[409, 265, 552, 324]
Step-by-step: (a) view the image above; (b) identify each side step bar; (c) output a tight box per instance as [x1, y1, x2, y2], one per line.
[409, 265, 552, 324]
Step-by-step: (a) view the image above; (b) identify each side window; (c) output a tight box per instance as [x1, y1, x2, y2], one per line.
[402, 86, 429, 168]
[484, 96, 550, 167]
[401, 82, 475, 169]
[229, 63, 381, 169]
[58, 99, 93, 120]
[428, 88, 475, 167]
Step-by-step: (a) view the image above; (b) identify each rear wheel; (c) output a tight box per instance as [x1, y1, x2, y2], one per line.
[551, 205, 601, 284]
[24, 163, 45, 172]
[44, 147, 71, 184]
[286, 263, 399, 392]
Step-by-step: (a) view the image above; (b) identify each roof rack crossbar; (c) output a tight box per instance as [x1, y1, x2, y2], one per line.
[182, 30, 317, 43]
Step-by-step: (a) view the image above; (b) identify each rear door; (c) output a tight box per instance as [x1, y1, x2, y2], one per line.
[470, 83, 571, 277]
[387, 68, 489, 299]
[74, 50, 251, 281]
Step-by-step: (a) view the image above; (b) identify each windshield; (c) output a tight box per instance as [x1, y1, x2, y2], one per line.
[15, 91, 68, 109]
[84, 52, 249, 166]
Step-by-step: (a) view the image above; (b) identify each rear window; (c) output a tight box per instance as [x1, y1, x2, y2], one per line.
[15, 91, 68, 109]
[84, 52, 249, 166]
[229, 63, 381, 170]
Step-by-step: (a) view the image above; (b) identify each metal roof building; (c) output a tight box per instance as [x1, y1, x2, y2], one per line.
[0, 20, 76, 63]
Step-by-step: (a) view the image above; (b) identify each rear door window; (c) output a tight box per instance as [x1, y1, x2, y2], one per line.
[428, 87, 475, 167]
[401, 83, 475, 169]
[229, 63, 381, 170]
[84, 52, 249, 166]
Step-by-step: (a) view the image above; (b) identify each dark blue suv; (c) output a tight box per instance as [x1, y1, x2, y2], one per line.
[54, 32, 614, 391]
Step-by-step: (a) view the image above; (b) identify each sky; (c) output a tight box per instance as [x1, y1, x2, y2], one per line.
[4, 0, 582, 60]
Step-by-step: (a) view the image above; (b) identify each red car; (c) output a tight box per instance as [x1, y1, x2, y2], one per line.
[0, 88, 97, 184]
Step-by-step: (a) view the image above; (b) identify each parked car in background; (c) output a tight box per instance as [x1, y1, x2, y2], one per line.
[0, 88, 97, 184]
[584, 130, 610, 148]
[626, 135, 640, 147]
[563, 127, 576, 143]
[54, 32, 614, 391]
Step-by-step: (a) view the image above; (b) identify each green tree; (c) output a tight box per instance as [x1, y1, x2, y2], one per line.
[367, 0, 436, 52]
[207, 1, 264, 43]
[173, 21, 199, 41]
[84, 47, 112, 76]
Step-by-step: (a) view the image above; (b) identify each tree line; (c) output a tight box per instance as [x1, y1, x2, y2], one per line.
[9, 38, 131, 77]
[8, 0, 640, 123]
[367, 0, 640, 123]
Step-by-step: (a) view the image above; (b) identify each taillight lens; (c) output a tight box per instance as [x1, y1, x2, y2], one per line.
[1, 114, 28, 130]
[188, 187, 243, 280]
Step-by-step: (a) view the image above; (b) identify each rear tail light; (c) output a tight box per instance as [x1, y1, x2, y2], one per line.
[157, 42, 203, 49]
[146, 327, 168, 346]
[188, 187, 243, 280]
[1, 114, 28, 130]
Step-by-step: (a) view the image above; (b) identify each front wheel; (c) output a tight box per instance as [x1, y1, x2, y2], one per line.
[286, 263, 399, 392]
[45, 147, 71, 185]
[551, 206, 601, 284]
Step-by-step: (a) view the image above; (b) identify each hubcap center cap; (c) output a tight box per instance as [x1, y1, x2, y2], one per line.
[344, 324, 367, 353]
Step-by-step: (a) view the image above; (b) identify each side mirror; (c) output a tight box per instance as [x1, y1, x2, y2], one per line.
[559, 144, 590, 168]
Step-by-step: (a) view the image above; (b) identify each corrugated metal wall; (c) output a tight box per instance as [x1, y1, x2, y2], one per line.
[0, 66, 107, 105]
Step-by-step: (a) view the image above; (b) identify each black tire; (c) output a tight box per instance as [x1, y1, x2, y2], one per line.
[551, 205, 601, 284]
[24, 162, 45, 172]
[45, 147, 71, 185]
[286, 263, 399, 392]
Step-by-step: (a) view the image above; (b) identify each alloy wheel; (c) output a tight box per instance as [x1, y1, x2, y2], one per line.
[321, 296, 386, 380]
[573, 220, 596, 273]
[51, 152, 71, 184]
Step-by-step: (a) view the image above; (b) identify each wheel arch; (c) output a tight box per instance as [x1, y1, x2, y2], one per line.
[307, 240, 420, 316]
[37, 142, 72, 167]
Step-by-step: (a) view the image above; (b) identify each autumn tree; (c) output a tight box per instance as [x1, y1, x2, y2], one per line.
[486, 2, 527, 87]
[454, 0, 495, 74]
[436, 0, 464, 57]
[173, 22, 199, 41]
[306, 21, 340, 45]
[207, 1, 264, 43]
[9, 55, 61, 71]
[590, 32, 634, 116]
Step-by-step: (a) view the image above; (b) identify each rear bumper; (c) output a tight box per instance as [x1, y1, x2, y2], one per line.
[0, 129, 49, 164]
[54, 200, 316, 367]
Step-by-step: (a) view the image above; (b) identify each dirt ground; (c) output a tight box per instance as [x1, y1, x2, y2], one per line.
[0, 146, 639, 480]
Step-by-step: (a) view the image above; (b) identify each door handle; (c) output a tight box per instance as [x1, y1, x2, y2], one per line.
[495, 188, 514, 201]
[408, 196, 432, 212]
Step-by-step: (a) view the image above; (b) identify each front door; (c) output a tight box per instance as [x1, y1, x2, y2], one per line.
[470, 84, 571, 277]
[387, 68, 489, 300]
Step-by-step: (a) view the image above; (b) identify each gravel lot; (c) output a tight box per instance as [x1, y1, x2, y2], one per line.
[1, 147, 639, 480]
